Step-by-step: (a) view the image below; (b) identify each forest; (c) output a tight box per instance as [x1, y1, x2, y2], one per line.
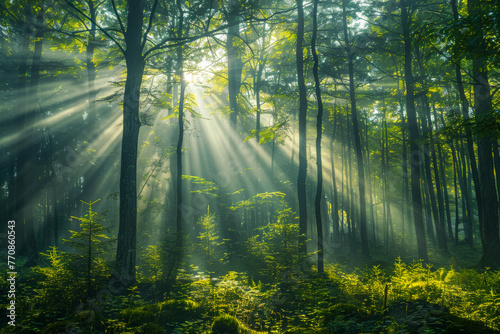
[0, 0, 500, 333]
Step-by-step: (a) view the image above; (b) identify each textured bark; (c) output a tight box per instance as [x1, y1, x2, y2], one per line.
[330, 134, 340, 246]
[401, 0, 428, 261]
[312, 0, 324, 272]
[451, 0, 483, 240]
[116, 0, 146, 283]
[419, 96, 447, 250]
[343, 0, 368, 256]
[296, 0, 308, 255]
[175, 0, 186, 249]
[469, 0, 500, 268]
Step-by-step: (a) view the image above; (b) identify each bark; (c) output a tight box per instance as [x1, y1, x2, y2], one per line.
[296, 0, 308, 255]
[17, 3, 44, 261]
[86, 0, 97, 121]
[343, 0, 368, 256]
[458, 138, 474, 243]
[226, 0, 242, 129]
[312, 0, 324, 272]
[469, 0, 500, 268]
[401, 0, 428, 261]
[116, 0, 146, 283]
[420, 96, 447, 250]
[330, 121, 340, 246]
[451, 0, 483, 240]
[175, 0, 186, 250]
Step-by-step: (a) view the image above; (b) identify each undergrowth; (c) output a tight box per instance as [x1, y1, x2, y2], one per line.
[0, 201, 498, 333]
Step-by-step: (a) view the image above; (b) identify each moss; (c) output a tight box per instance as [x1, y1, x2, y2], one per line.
[136, 322, 164, 334]
[323, 303, 369, 325]
[120, 308, 156, 327]
[211, 314, 240, 334]
[444, 313, 499, 333]
[211, 314, 262, 334]
[41, 320, 75, 334]
[155, 299, 202, 326]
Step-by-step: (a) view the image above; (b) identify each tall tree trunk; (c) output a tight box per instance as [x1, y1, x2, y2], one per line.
[18, 3, 44, 262]
[419, 96, 447, 250]
[227, 0, 242, 129]
[296, 0, 308, 255]
[330, 111, 340, 246]
[175, 0, 186, 253]
[451, 0, 483, 243]
[342, 0, 368, 256]
[86, 0, 97, 122]
[116, 0, 146, 284]
[468, 0, 500, 267]
[401, 0, 428, 261]
[364, 118, 376, 244]
[458, 138, 474, 243]
[312, 0, 324, 272]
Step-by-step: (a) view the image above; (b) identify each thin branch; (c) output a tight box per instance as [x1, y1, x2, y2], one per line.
[64, 0, 125, 54]
[111, 0, 126, 36]
[141, 0, 159, 51]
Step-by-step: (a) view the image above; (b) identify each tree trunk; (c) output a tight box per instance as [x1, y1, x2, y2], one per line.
[469, 0, 500, 268]
[226, 1, 242, 129]
[175, 0, 186, 252]
[401, 0, 428, 261]
[19, 3, 44, 262]
[296, 0, 308, 255]
[451, 0, 483, 244]
[419, 96, 447, 250]
[343, 0, 368, 256]
[116, 0, 146, 284]
[312, 0, 324, 272]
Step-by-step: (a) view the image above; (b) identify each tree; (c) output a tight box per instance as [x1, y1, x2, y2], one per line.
[295, 0, 307, 256]
[312, 0, 324, 272]
[342, 0, 368, 257]
[401, 0, 428, 262]
[467, 0, 500, 268]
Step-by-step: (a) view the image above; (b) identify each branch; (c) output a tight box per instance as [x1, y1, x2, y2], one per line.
[111, 0, 126, 36]
[144, 6, 295, 58]
[141, 0, 159, 51]
[64, 0, 125, 55]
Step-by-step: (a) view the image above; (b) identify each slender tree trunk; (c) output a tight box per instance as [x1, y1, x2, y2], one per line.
[492, 143, 500, 211]
[468, 0, 500, 268]
[227, 0, 242, 129]
[401, 0, 428, 261]
[451, 141, 460, 244]
[116, 0, 146, 284]
[312, 0, 324, 272]
[86, 0, 97, 122]
[420, 96, 447, 250]
[343, 0, 368, 256]
[330, 136, 340, 246]
[175, 0, 186, 251]
[296, 0, 308, 255]
[19, 3, 44, 262]
[458, 138, 474, 244]
[451, 0, 483, 243]
[364, 118, 376, 244]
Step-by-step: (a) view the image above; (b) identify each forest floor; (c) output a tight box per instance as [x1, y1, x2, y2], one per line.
[1, 241, 499, 333]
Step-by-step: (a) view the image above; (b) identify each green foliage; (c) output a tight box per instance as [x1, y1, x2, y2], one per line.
[32, 246, 85, 315]
[195, 207, 225, 275]
[140, 245, 163, 285]
[63, 200, 113, 293]
[245, 198, 303, 282]
[211, 313, 262, 334]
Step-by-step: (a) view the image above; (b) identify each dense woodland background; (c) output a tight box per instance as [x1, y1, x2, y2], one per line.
[1, 0, 500, 333]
